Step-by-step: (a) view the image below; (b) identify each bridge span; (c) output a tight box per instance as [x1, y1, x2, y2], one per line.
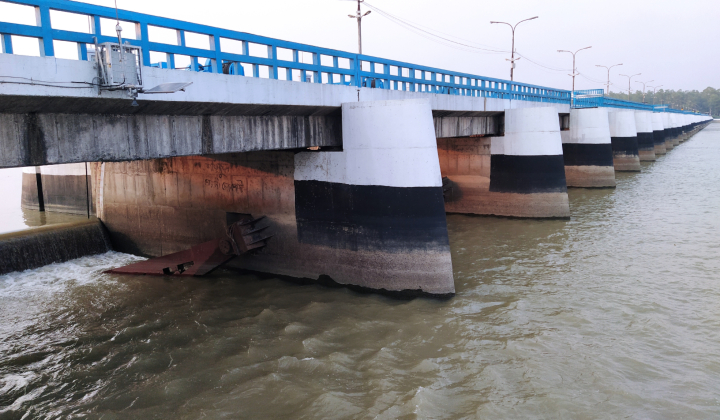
[0, 52, 568, 169]
[0, 0, 712, 296]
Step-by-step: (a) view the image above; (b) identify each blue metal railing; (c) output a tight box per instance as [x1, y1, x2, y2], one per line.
[572, 91, 705, 115]
[0, 0, 571, 103]
[0, 0, 708, 116]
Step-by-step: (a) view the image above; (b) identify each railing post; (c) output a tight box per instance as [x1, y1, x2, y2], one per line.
[383, 61, 389, 89]
[78, 43, 88, 60]
[354, 54, 361, 88]
[1, 34, 13, 54]
[270, 45, 278, 79]
[312, 52, 319, 83]
[90, 15, 101, 37]
[212, 34, 222, 73]
[138, 22, 150, 66]
[35, 5, 54, 57]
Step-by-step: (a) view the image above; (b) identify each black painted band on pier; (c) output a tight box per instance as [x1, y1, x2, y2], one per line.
[610, 137, 640, 157]
[489, 154, 568, 194]
[561, 143, 614, 167]
[653, 130, 666, 146]
[294, 180, 450, 252]
[636, 132, 655, 151]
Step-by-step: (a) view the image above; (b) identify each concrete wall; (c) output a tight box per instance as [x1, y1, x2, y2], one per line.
[21, 163, 94, 215]
[99, 152, 295, 258]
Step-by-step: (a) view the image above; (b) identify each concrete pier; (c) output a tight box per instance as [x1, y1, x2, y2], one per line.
[608, 110, 641, 172]
[662, 114, 675, 151]
[670, 114, 682, 146]
[679, 115, 690, 142]
[97, 98, 455, 297]
[561, 108, 615, 188]
[634, 111, 657, 161]
[439, 107, 570, 217]
[651, 113, 667, 155]
[293, 99, 454, 295]
[487, 107, 570, 217]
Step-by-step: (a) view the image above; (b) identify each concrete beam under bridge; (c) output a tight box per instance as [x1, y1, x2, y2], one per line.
[0, 111, 505, 168]
[0, 113, 342, 168]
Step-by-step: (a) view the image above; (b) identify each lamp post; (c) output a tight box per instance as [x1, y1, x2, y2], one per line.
[636, 79, 654, 103]
[348, 0, 371, 54]
[619, 73, 641, 101]
[490, 16, 538, 81]
[558, 46, 592, 108]
[647, 84, 662, 105]
[595, 63, 623, 95]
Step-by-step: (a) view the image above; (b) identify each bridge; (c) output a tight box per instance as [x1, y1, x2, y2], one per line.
[0, 0, 712, 296]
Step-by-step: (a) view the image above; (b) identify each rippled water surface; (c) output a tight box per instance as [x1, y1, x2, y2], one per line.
[1, 125, 720, 419]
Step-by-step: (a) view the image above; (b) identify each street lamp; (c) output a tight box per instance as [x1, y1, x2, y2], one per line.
[647, 84, 663, 105]
[619, 73, 641, 101]
[558, 46, 592, 107]
[636, 79, 654, 103]
[490, 16, 538, 81]
[348, 0, 371, 54]
[595, 63, 622, 95]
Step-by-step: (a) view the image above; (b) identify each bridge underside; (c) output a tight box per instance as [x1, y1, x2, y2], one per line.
[0, 105, 503, 168]
[0, 112, 342, 168]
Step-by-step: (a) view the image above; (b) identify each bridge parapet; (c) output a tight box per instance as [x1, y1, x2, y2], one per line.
[0, 0, 570, 104]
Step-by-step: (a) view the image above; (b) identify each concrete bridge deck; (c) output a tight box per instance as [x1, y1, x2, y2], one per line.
[0, 53, 568, 169]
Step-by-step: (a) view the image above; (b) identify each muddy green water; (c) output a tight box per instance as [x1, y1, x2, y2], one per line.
[1, 125, 719, 419]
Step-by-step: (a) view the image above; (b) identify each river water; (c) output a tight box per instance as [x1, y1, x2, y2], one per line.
[1, 125, 719, 419]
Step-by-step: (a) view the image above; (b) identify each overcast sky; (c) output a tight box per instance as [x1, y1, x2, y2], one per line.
[1, 0, 718, 93]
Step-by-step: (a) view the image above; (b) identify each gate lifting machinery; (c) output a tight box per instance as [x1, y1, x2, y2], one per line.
[92, 18, 192, 105]
[107, 216, 273, 276]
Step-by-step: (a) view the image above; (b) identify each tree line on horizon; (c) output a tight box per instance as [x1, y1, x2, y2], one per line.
[605, 87, 720, 117]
